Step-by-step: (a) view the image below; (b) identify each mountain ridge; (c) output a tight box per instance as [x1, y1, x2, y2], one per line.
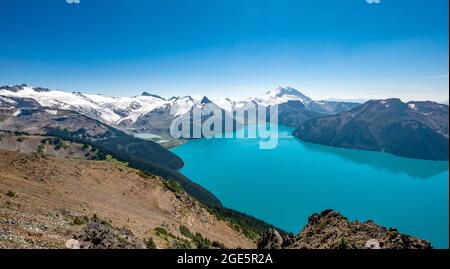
[0, 84, 359, 128]
[293, 98, 449, 161]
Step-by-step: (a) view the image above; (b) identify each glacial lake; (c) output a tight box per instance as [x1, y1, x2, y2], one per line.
[171, 126, 449, 248]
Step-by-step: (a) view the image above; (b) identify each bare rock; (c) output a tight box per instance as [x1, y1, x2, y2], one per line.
[65, 239, 80, 249]
[73, 216, 145, 249]
[258, 210, 432, 249]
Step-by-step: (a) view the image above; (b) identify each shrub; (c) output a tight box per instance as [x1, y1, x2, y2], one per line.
[138, 171, 153, 179]
[145, 238, 156, 249]
[164, 180, 182, 194]
[337, 238, 348, 249]
[192, 233, 212, 249]
[155, 227, 169, 237]
[179, 225, 193, 238]
[211, 241, 226, 249]
[37, 144, 46, 157]
[73, 216, 87, 225]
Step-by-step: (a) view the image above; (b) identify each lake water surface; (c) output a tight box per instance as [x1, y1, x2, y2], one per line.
[171, 126, 449, 248]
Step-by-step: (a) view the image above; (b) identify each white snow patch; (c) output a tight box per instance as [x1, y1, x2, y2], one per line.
[45, 109, 58, 115]
[13, 109, 21, 117]
[408, 103, 417, 110]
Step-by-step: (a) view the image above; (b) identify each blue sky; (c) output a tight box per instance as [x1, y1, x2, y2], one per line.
[0, 0, 448, 101]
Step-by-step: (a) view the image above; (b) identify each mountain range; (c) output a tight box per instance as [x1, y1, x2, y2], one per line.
[1, 84, 448, 161]
[0, 84, 360, 137]
[293, 98, 449, 161]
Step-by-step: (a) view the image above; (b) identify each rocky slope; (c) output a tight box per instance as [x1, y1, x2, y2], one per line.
[294, 98, 449, 161]
[0, 149, 253, 249]
[0, 101, 225, 207]
[258, 210, 432, 249]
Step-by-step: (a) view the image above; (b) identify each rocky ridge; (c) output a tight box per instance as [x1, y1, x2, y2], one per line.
[258, 210, 432, 249]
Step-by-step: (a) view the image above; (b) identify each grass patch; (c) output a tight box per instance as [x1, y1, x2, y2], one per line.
[73, 216, 88, 225]
[316, 219, 331, 232]
[179, 225, 193, 238]
[164, 179, 182, 195]
[205, 206, 276, 241]
[138, 171, 153, 179]
[154, 227, 170, 237]
[106, 154, 129, 167]
[336, 238, 349, 249]
[178, 225, 226, 249]
[154, 227, 193, 249]
[37, 144, 46, 158]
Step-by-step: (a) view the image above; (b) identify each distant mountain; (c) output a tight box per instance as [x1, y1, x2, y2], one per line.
[252, 86, 313, 106]
[306, 100, 361, 114]
[213, 87, 360, 127]
[216, 87, 360, 115]
[277, 101, 324, 127]
[1, 85, 358, 135]
[293, 99, 449, 161]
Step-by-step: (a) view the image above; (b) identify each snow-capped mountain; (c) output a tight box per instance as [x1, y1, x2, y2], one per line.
[213, 87, 313, 113]
[0, 84, 200, 126]
[0, 84, 360, 136]
[252, 86, 313, 106]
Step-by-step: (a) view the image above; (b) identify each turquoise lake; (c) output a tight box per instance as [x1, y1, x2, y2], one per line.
[171, 126, 449, 248]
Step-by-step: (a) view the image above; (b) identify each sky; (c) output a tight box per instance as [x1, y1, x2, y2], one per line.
[0, 0, 448, 102]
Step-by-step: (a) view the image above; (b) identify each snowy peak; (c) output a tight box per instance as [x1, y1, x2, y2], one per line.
[254, 87, 312, 106]
[270, 87, 310, 99]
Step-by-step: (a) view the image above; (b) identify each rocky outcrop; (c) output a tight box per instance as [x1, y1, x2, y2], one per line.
[258, 210, 432, 249]
[71, 216, 145, 249]
[257, 228, 295, 249]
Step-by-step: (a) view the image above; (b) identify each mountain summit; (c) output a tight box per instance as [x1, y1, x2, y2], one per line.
[254, 87, 312, 106]
[270, 87, 311, 100]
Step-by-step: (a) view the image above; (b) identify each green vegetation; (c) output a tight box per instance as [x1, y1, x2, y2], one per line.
[154, 227, 170, 237]
[337, 238, 349, 249]
[388, 228, 399, 239]
[316, 218, 331, 232]
[45, 126, 222, 207]
[154, 227, 193, 249]
[145, 238, 156, 249]
[106, 154, 129, 167]
[206, 206, 276, 240]
[55, 139, 69, 150]
[6, 190, 17, 198]
[178, 225, 226, 249]
[44, 125, 276, 241]
[138, 171, 153, 179]
[73, 216, 88, 225]
[179, 225, 193, 238]
[37, 144, 46, 157]
[164, 179, 182, 194]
